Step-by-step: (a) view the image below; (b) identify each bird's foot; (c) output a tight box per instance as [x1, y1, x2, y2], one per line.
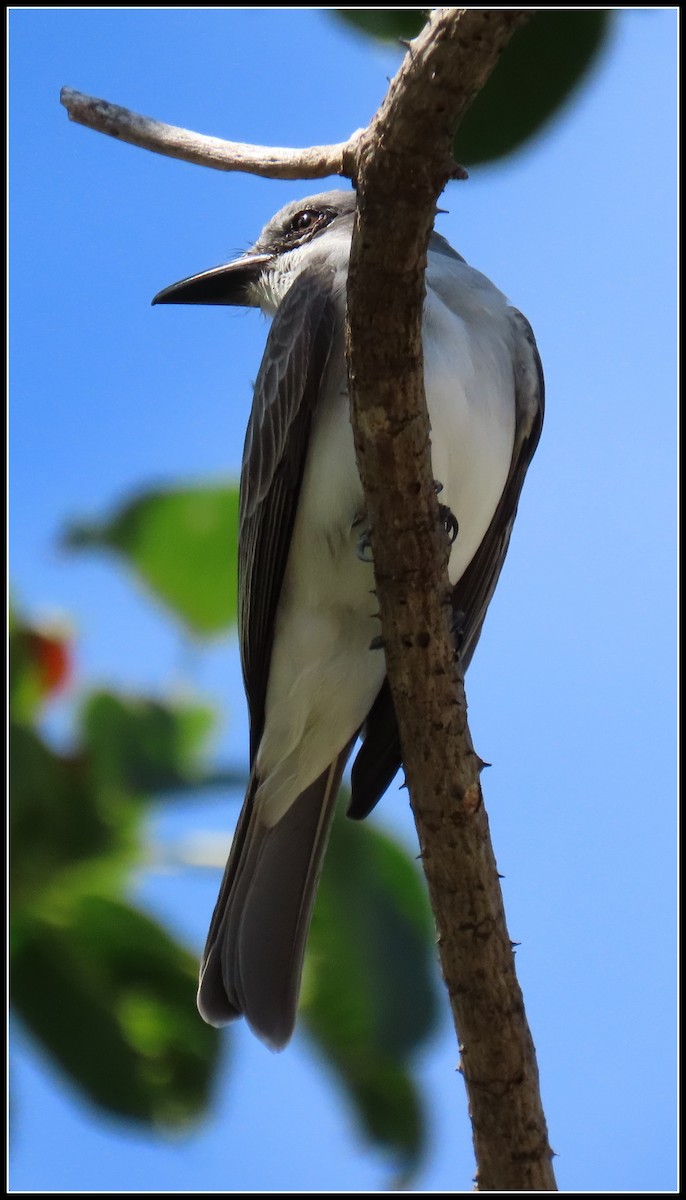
[434, 481, 459, 544]
[440, 504, 459, 544]
[353, 513, 374, 563]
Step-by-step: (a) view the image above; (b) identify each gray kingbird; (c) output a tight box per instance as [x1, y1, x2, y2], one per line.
[153, 189, 544, 1048]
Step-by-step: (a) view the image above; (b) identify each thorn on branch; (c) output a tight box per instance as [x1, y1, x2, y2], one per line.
[449, 161, 469, 181]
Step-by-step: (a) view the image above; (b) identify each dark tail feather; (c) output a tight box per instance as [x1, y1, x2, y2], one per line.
[348, 679, 402, 820]
[197, 748, 352, 1048]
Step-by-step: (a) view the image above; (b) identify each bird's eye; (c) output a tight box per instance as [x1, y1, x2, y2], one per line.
[290, 209, 320, 233]
[279, 206, 335, 250]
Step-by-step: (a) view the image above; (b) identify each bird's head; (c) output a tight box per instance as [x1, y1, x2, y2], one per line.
[152, 190, 356, 314]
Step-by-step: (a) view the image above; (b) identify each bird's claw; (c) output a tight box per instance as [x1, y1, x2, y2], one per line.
[356, 527, 373, 563]
[439, 504, 459, 544]
[434, 481, 458, 543]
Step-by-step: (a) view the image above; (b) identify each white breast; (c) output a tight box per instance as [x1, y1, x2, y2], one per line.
[255, 251, 516, 825]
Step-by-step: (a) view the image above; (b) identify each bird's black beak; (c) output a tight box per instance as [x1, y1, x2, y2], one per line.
[151, 252, 273, 307]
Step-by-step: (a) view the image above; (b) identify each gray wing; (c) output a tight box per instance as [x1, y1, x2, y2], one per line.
[196, 268, 339, 1038]
[238, 266, 337, 762]
[349, 306, 544, 818]
[451, 307, 544, 668]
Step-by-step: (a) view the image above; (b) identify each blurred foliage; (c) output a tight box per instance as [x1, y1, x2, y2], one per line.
[82, 691, 216, 796]
[12, 897, 220, 1127]
[336, 9, 612, 165]
[10, 611, 223, 1128]
[10, 593, 440, 1174]
[63, 485, 240, 636]
[9, 608, 72, 723]
[304, 806, 439, 1178]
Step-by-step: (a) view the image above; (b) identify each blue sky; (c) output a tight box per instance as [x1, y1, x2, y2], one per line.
[9, 7, 677, 1193]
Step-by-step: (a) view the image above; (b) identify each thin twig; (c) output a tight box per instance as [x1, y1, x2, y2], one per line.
[59, 87, 363, 180]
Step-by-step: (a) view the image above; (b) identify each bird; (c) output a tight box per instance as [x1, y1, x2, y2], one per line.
[152, 189, 544, 1049]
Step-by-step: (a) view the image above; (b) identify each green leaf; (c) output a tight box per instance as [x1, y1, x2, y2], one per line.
[11, 896, 222, 1127]
[334, 10, 613, 166]
[81, 690, 216, 796]
[302, 804, 439, 1176]
[10, 683, 225, 911]
[455, 11, 612, 166]
[64, 485, 240, 636]
[9, 722, 138, 903]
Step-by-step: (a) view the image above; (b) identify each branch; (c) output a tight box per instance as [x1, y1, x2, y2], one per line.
[59, 87, 363, 180]
[346, 8, 557, 1191]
